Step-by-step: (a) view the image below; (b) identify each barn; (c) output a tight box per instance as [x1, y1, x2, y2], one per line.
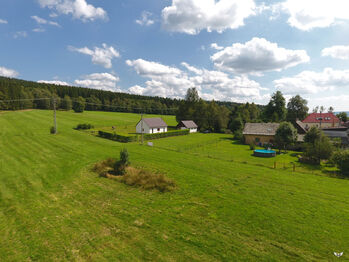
[177, 120, 198, 133]
[136, 118, 168, 134]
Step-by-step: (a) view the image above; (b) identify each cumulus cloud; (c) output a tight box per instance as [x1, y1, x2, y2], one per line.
[126, 59, 264, 102]
[31, 15, 60, 27]
[74, 73, 120, 91]
[161, 0, 256, 34]
[37, 80, 69, 85]
[13, 31, 28, 39]
[210, 43, 224, 50]
[279, 0, 349, 31]
[68, 43, 120, 69]
[0, 66, 19, 77]
[0, 19, 8, 24]
[135, 11, 154, 26]
[211, 37, 309, 74]
[37, 0, 108, 22]
[321, 45, 349, 60]
[274, 68, 349, 94]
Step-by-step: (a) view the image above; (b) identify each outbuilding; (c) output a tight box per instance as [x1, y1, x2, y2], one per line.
[177, 120, 198, 133]
[136, 118, 168, 134]
[243, 123, 280, 145]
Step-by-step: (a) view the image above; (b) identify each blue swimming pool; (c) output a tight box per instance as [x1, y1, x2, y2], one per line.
[254, 149, 276, 157]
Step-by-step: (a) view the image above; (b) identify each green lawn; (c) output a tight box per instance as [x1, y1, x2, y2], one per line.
[0, 110, 348, 261]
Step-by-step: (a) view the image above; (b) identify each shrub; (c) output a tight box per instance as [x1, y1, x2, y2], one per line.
[233, 130, 244, 143]
[120, 167, 176, 192]
[93, 158, 116, 176]
[332, 150, 349, 176]
[114, 148, 130, 175]
[249, 142, 255, 150]
[73, 96, 85, 113]
[303, 134, 333, 165]
[50, 126, 56, 134]
[76, 123, 94, 130]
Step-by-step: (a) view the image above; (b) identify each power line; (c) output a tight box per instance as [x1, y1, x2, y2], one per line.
[0, 97, 51, 103]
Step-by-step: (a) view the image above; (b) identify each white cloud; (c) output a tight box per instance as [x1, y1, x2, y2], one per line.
[37, 0, 107, 22]
[126, 59, 264, 102]
[68, 43, 120, 69]
[74, 73, 120, 92]
[306, 95, 349, 112]
[0, 66, 19, 78]
[33, 28, 46, 33]
[31, 15, 60, 27]
[211, 37, 309, 74]
[135, 11, 154, 26]
[13, 31, 28, 39]
[280, 0, 349, 31]
[0, 19, 8, 24]
[210, 43, 224, 50]
[321, 45, 349, 60]
[161, 0, 256, 35]
[38, 80, 69, 85]
[274, 68, 349, 95]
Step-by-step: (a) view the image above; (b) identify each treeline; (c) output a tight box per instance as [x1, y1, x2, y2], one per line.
[176, 88, 311, 134]
[0, 77, 245, 115]
[0, 77, 179, 114]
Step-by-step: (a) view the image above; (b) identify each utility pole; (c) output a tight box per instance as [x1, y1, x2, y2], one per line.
[141, 112, 144, 144]
[53, 97, 57, 134]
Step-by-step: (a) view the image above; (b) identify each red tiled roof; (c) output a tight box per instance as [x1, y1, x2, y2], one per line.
[302, 113, 340, 124]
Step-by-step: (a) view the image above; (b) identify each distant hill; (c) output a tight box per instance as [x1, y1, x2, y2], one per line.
[0, 76, 243, 114]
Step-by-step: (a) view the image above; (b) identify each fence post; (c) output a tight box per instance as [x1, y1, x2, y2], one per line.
[293, 163, 296, 172]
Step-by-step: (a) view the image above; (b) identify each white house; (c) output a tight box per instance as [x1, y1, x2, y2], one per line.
[136, 118, 168, 134]
[177, 120, 198, 133]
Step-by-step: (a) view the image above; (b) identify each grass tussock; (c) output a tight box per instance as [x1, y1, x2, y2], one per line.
[93, 158, 116, 177]
[120, 167, 176, 192]
[93, 160, 175, 192]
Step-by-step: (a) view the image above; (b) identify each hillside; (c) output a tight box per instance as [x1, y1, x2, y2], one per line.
[0, 76, 243, 113]
[0, 110, 348, 261]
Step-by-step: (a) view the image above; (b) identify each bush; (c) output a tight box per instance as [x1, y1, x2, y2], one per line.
[75, 123, 94, 130]
[303, 135, 333, 164]
[114, 148, 130, 175]
[50, 126, 56, 134]
[249, 142, 255, 150]
[233, 130, 244, 143]
[73, 96, 85, 113]
[120, 167, 176, 192]
[332, 150, 349, 176]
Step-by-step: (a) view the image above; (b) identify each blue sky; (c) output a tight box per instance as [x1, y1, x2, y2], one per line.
[1, 0, 349, 111]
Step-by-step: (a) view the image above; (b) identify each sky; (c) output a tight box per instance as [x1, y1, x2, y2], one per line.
[1, 0, 349, 111]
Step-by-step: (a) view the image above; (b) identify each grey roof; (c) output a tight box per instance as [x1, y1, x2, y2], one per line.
[178, 120, 198, 128]
[142, 118, 167, 128]
[243, 123, 280, 136]
[295, 120, 307, 133]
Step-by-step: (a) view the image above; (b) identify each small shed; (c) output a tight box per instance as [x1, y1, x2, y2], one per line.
[177, 120, 198, 133]
[136, 118, 168, 134]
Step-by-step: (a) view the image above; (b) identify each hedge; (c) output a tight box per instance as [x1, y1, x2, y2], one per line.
[75, 123, 94, 130]
[98, 129, 189, 143]
[143, 129, 189, 140]
[98, 131, 137, 143]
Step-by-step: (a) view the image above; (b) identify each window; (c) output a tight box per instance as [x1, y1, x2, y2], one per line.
[255, 137, 260, 143]
[157, 128, 160, 131]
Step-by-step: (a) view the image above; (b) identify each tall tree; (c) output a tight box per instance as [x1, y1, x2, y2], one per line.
[61, 95, 72, 110]
[73, 96, 85, 113]
[274, 122, 298, 152]
[286, 95, 309, 123]
[264, 91, 286, 122]
[337, 112, 348, 122]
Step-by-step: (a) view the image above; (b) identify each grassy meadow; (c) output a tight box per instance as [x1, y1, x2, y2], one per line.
[0, 110, 348, 261]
